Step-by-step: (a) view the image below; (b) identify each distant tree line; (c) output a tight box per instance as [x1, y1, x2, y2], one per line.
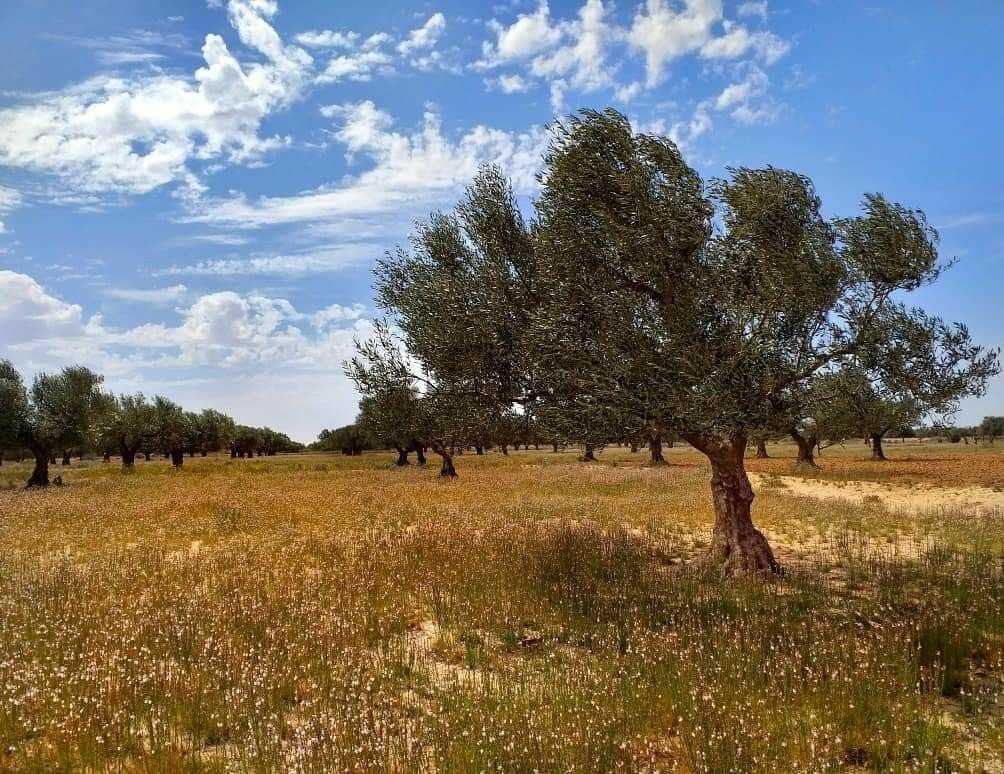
[346, 108, 999, 574]
[0, 360, 302, 488]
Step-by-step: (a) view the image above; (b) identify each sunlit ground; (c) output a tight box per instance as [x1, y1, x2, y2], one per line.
[0, 443, 1001, 771]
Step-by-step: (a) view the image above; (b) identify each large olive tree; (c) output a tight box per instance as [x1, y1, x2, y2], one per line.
[528, 109, 996, 572]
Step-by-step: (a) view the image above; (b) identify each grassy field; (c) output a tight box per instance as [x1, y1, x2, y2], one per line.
[0, 445, 1001, 772]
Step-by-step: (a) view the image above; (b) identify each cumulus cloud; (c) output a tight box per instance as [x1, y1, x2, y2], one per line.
[317, 48, 394, 84]
[480, 2, 563, 65]
[1, 268, 372, 391]
[478, 0, 616, 109]
[700, 20, 789, 64]
[0, 0, 312, 200]
[398, 13, 446, 56]
[477, 0, 788, 115]
[182, 101, 546, 230]
[0, 270, 94, 346]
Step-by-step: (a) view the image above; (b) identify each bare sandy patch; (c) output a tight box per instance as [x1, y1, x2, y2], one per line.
[751, 473, 1004, 513]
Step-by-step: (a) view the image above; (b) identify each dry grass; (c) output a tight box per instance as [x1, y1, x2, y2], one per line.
[0, 448, 1001, 771]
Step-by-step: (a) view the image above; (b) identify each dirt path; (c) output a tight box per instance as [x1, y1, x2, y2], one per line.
[750, 473, 1004, 513]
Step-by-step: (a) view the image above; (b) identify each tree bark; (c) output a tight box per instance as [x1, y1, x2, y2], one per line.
[26, 449, 50, 489]
[170, 449, 184, 468]
[501, 444, 509, 456]
[552, 442, 559, 453]
[61, 451, 71, 466]
[121, 446, 136, 469]
[475, 445, 484, 455]
[687, 433, 780, 574]
[415, 445, 427, 466]
[430, 442, 457, 478]
[755, 439, 769, 459]
[649, 434, 666, 465]
[870, 433, 887, 461]
[791, 431, 818, 469]
[581, 444, 596, 462]
[395, 446, 410, 466]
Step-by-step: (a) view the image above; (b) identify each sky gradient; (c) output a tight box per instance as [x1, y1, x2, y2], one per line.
[1, 0, 1001, 441]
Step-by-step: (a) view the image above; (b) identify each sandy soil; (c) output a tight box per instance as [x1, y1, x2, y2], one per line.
[751, 473, 1004, 513]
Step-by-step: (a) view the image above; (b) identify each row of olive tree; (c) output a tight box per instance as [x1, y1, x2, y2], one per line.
[347, 108, 998, 575]
[0, 360, 300, 487]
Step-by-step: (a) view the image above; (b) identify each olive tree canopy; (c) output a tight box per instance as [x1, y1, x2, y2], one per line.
[0, 360, 106, 487]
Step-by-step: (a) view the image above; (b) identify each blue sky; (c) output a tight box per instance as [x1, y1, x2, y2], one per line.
[0, 0, 1001, 441]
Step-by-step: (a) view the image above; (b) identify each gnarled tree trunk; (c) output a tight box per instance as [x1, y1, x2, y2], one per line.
[648, 433, 666, 465]
[415, 445, 427, 465]
[430, 441, 457, 478]
[581, 444, 596, 462]
[170, 449, 184, 468]
[121, 444, 137, 469]
[688, 432, 780, 574]
[61, 451, 71, 466]
[870, 433, 887, 460]
[755, 439, 769, 459]
[791, 431, 818, 469]
[26, 448, 50, 489]
[395, 446, 410, 466]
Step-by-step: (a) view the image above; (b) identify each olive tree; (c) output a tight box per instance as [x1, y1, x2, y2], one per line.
[528, 109, 996, 573]
[981, 416, 1004, 445]
[0, 360, 106, 487]
[348, 167, 538, 477]
[97, 393, 157, 468]
[154, 396, 188, 468]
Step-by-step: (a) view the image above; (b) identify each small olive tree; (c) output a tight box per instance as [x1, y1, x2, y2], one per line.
[0, 360, 106, 487]
[96, 393, 157, 468]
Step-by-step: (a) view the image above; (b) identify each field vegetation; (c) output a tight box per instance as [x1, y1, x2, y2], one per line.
[1, 445, 1000, 772]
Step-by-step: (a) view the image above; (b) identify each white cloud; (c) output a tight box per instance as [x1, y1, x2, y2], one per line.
[628, 0, 723, 87]
[490, 74, 533, 93]
[714, 67, 767, 109]
[0, 270, 92, 345]
[0, 0, 311, 200]
[398, 13, 446, 56]
[294, 29, 359, 49]
[481, 2, 563, 64]
[317, 48, 394, 84]
[159, 247, 367, 277]
[712, 67, 777, 124]
[0, 186, 21, 234]
[737, 1, 768, 20]
[311, 302, 367, 328]
[700, 21, 789, 64]
[0, 269, 374, 438]
[104, 284, 189, 304]
[530, 0, 616, 94]
[183, 101, 546, 230]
